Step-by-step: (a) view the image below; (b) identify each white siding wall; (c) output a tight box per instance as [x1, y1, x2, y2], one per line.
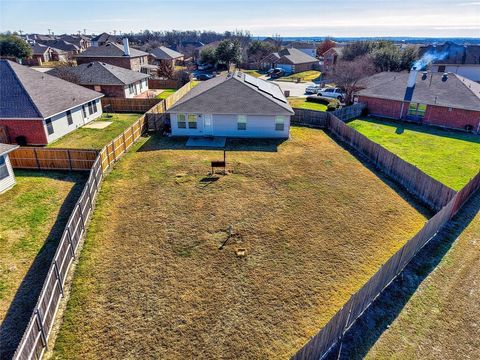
[45, 98, 103, 143]
[124, 80, 149, 98]
[171, 113, 290, 138]
[431, 65, 480, 82]
[0, 154, 16, 194]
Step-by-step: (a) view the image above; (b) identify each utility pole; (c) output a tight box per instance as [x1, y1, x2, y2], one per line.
[47, 28, 51, 35]
[113, 30, 117, 35]
[18, 30, 23, 36]
[83, 28, 87, 35]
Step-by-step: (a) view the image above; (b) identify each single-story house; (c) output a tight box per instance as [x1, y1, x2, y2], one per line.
[168, 70, 294, 138]
[355, 70, 480, 133]
[76, 39, 149, 72]
[0, 59, 104, 145]
[36, 39, 80, 59]
[0, 143, 19, 194]
[260, 48, 318, 74]
[322, 47, 343, 73]
[149, 46, 184, 67]
[29, 43, 67, 64]
[48, 62, 150, 98]
[287, 41, 317, 58]
[419, 42, 480, 82]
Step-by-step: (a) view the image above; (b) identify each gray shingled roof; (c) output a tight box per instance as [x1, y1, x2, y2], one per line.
[419, 42, 480, 65]
[169, 71, 294, 116]
[0, 60, 103, 119]
[31, 43, 50, 55]
[0, 143, 19, 156]
[47, 62, 149, 86]
[262, 48, 318, 65]
[150, 46, 183, 60]
[357, 71, 480, 112]
[76, 42, 148, 58]
[289, 41, 317, 50]
[38, 39, 79, 52]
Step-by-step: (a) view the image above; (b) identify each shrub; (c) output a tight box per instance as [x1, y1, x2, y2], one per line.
[306, 96, 340, 111]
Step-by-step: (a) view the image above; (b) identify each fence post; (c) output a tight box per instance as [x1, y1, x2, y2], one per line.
[35, 309, 48, 348]
[67, 149, 73, 170]
[53, 260, 64, 295]
[66, 227, 76, 258]
[77, 203, 86, 232]
[33, 148, 41, 169]
[122, 133, 127, 153]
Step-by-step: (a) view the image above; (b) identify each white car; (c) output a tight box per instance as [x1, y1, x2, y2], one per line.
[305, 84, 321, 94]
[317, 87, 345, 101]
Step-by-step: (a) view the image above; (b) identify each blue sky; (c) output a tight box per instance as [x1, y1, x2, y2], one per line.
[1, 0, 479, 37]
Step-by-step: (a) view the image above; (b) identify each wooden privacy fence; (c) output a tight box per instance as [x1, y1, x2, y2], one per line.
[12, 81, 196, 360]
[9, 148, 98, 171]
[102, 97, 161, 113]
[293, 170, 480, 360]
[148, 78, 181, 89]
[332, 103, 366, 121]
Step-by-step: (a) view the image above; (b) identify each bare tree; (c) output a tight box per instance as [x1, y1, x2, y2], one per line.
[316, 37, 336, 58]
[330, 55, 376, 104]
[157, 61, 175, 79]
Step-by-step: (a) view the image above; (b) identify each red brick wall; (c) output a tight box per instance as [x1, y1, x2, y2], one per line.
[82, 84, 126, 98]
[76, 56, 148, 71]
[358, 96, 480, 133]
[0, 119, 47, 145]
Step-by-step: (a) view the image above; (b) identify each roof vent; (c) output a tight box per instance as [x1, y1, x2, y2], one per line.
[442, 73, 448, 82]
[87, 63, 93, 67]
[422, 72, 428, 80]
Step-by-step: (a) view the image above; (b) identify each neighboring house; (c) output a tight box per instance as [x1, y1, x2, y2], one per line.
[260, 48, 318, 74]
[168, 70, 294, 138]
[76, 39, 149, 72]
[149, 46, 184, 67]
[0, 143, 19, 194]
[37, 39, 80, 59]
[91, 32, 118, 47]
[287, 41, 317, 58]
[58, 34, 92, 51]
[322, 47, 343, 73]
[29, 43, 67, 64]
[355, 70, 480, 133]
[419, 42, 480, 82]
[0, 60, 104, 145]
[48, 61, 150, 98]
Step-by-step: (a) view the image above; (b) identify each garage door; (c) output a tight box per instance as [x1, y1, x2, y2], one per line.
[276, 64, 293, 74]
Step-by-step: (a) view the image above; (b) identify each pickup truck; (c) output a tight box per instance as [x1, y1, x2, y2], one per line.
[317, 87, 345, 101]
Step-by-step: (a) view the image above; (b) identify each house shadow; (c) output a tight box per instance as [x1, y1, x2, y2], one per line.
[349, 116, 480, 145]
[0, 171, 87, 360]
[324, 191, 480, 360]
[138, 133, 287, 153]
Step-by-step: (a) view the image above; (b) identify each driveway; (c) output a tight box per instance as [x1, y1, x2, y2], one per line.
[258, 75, 314, 97]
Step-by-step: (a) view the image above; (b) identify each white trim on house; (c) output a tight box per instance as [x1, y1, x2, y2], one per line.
[0, 154, 16, 194]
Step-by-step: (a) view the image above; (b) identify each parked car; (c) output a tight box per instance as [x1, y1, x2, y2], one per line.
[197, 73, 215, 81]
[305, 84, 321, 94]
[317, 87, 345, 101]
[269, 68, 285, 79]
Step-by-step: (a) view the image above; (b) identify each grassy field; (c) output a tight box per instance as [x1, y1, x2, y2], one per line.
[241, 69, 263, 78]
[281, 70, 321, 82]
[348, 118, 480, 190]
[155, 89, 176, 99]
[289, 97, 327, 111]
[48, 113, 140, 149]
[52, 127, 426, 359]
[0, 170, 86, 358]
[365, 192, 480, 360]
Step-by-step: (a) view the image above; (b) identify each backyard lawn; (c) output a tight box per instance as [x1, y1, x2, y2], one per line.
[289, 97, 327, 111]
[155, 88, 176, 99]
[48, 113, 140, 149]
[281, 70, 321, 82]
[0, 170, 86, 359]
[52, 127, 426, 359]
[348, 117, 480, 190]
[365, 192, 480, 360]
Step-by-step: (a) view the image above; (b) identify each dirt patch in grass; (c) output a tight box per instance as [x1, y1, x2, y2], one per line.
[0, 170, 87, 359]
[52, 127, 426, 359]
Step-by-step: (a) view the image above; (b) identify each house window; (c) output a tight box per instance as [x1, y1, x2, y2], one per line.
[408, 102, 418, 116]
[88, 102, 94, 115]
[237, 115, 247, 130]
[0, 155, 9, 180]
[45, 118, 54, 135]
[93, 100, 98, 113]
[66, 110, 73, 125]
[188, 114, 197, 129]
[82, 105, 87, 118]
[408, 103, 427, 118]
[437, 65, 446, 72]
[417, 104, 427, 118]
[177, 114, 186, 128]
[275, 116, 286, 131]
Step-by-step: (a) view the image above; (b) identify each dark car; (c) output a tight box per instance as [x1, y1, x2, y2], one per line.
[196, 73, 215, 81]
[269, 68, 285, 79]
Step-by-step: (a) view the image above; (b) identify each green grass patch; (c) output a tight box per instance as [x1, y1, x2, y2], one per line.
[289, 97, 327, 111]
[281, 70, 321, 82]
[155, 89, 176, 99]
[348, 117, 480, 190]
[48, 113, 140, 149]
[241, 70, 263, 78]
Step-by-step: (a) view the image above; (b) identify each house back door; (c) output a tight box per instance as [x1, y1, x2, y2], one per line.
[204, 114, 213, 136]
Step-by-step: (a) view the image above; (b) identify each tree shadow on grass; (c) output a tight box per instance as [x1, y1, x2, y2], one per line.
[324, 191, 480, 360]
[0, 171, 87, 360]
[137, 133, 287, 153]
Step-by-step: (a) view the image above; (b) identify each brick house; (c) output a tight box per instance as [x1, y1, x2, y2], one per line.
[48, 61, 150, 98]
[322, 47, 343, 73]
[149, 46, 184, 67]
[76, 39, 148, 72]
[355, 70, 480, 133]
[260, 48, 318, 74]
[0, 60, 103, 145]
[287, 41, 317, 58]
[28, 43, 67, 65]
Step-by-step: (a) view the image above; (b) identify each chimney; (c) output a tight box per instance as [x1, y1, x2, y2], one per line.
[404, 67, 418, 102]
[123, 38, 130, 56]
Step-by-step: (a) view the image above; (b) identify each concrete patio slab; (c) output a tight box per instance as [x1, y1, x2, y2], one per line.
[83, 121, 112, 129]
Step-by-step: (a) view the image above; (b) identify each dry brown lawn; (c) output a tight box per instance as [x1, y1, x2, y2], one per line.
[52, 127, 426, 359]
